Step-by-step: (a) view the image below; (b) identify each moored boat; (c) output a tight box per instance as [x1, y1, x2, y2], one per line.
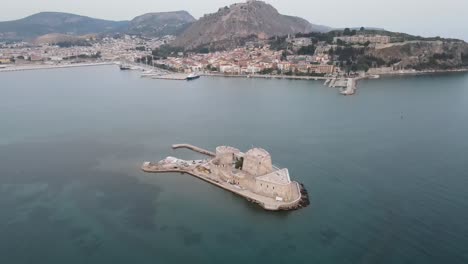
[119, 64, 131, 70]
[186, 73, 200, 80]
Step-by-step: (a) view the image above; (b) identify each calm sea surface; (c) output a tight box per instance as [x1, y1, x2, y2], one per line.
[1, 66, 468, 264]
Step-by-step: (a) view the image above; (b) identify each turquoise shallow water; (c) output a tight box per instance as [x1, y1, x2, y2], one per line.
[0, 66, 468, 264]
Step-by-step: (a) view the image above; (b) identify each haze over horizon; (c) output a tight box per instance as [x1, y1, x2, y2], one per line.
[1, 0, 467, 41]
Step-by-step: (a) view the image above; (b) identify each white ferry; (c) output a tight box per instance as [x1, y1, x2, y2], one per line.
[186, 73, 200, 80]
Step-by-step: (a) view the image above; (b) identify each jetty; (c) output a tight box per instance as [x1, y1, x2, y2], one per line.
[151, 73, 189, 80]
[142, 144, 310, 211]
[171, 144, 216, 157]
[325, 76, 366, 96]
[340, 78, 357, 95]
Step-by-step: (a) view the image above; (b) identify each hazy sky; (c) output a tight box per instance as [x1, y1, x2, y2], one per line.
[1, 0, 467, 40]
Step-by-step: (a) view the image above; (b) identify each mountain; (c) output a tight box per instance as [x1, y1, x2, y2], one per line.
[127, 11, 195, 37]
[0, 12, 128, 40]
[172, 1, 331, 50]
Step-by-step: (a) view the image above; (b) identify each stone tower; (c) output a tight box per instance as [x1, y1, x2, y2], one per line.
[242, 148, 273, 176]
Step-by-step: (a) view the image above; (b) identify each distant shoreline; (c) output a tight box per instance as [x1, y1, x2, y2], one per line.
[377, 68, 468, 77]
[202, 69, 468, 81]
[2, 62, 467, 80]
[201, 73, 329, 81]
[0, 62, 116, 72]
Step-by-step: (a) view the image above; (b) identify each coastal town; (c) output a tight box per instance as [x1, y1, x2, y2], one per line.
[0, 32, 399, 77]
[0, 32, 408, 95]
[1, 27, 468, 96]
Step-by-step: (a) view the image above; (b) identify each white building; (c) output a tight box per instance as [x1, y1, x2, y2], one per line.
[334, 35, 390, 44]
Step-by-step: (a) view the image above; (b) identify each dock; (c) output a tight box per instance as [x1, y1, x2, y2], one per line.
[150, 73, 189, 80]
[340, 78, 357, 96]
[325, 77, 365, 96]
[172, 144, 216, 157]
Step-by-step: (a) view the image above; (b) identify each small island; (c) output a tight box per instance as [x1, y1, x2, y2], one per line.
[142, 144, 310, 211]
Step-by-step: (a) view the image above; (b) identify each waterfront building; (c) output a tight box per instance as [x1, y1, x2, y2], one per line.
[309, 64, 335, 74]
[0, 57, 11, 64]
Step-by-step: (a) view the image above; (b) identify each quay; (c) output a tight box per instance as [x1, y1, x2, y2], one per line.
[142, 144, 310, 211]
[203, 72, 364, 96]
[0, 62, 116, 72]
[202, 72, 327, 81]
[150, 73, 189, 80]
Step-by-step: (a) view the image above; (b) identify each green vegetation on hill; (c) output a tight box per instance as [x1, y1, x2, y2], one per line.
[151, 45, 184, 59]
[269, 36, 289, 51]
[268, 28, 468, 72]
[54, 41, 92, 48]
[127, 11, 195, 38]
[460, 53, 468, 66]
[331, 46, 386, 72]
[297, 45, 316, 55]
[63, 52, 101, 60]
[0, 12, 128, 40]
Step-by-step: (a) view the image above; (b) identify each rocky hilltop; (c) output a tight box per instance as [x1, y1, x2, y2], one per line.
[367, 40, 468, 70]
[127, 11, 196, 37]
[173, 1, 330, 50]
[0, 12, 128, 40]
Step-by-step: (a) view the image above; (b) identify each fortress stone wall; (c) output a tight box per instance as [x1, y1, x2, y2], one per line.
[211, 146, 296, 201]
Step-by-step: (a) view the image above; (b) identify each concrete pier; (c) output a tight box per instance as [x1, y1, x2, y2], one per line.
[150, 73, 188, 80]
[172, 144, 216, 157]
[340, 78, 357, 95]
[325, 77, 366, 96]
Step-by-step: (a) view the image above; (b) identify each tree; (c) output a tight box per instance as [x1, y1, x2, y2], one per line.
[336, 39, 346, 46]
[360, 27, 365, 31]
[462, 53, 468, 66]
[152, 45, 183, 58]
[281, 51, 287, 61]
[198, 47, 210, 54]
[297, 45, 316, 55]
[343, 28, 351, 36]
